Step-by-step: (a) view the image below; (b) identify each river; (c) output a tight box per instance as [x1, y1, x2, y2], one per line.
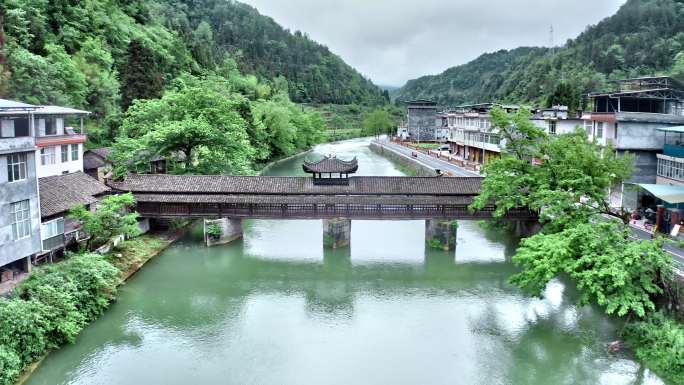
[25, 138, 665, 385]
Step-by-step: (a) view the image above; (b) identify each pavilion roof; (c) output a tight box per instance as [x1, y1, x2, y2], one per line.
[302, 156, 359, 174]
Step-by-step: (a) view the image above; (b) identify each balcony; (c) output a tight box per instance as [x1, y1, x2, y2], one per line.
[41, 234, 65, 251]
[0, 136, 36, 154]
[657, 154, 684, 185]
[36, 134, 86, 148]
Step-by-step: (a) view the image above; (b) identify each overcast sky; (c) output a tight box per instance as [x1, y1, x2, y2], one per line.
[240, 0, 627, 86]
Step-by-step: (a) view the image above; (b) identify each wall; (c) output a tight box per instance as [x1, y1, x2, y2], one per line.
[36, 143, 84, 178]
[369, 142, 438, 177]
[616, 121, 667, 150]
[0, 151, 42, 267]
[408, 106, 437, 141]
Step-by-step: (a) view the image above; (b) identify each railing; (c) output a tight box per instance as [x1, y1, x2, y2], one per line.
[135, 201, 537, 221]
[42, 234, 65, 251]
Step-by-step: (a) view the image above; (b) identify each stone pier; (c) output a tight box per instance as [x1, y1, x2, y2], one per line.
[425, 219, 458, 251]
[323, 218, 351, 249]
[511, 220, 542, 238]
[204, 218, 243, 247]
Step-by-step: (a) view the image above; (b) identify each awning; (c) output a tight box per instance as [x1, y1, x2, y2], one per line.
[636, 183, 684, 204]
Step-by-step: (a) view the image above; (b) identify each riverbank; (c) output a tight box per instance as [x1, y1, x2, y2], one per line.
[11, 225, 191, 385]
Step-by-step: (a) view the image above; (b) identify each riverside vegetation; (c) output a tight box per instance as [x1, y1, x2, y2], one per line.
[471, 107, 684, 383]
[0, 193, 174, 385]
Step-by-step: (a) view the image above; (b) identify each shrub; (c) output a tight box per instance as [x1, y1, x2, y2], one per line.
[0, 299, 50, 366]
[623, 312, 684, 384]
[0, 345, 21, 385]
[206, 223, 223, 240]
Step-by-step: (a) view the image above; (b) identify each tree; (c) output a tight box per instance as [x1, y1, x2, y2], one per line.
[69, 193, 140, 250]
[545, 82, 581, 114]
[471, 107, 633, 231]
[120, 40, 164, 111]
[510, 222, 672, 317]
[113, 76, 256, 176]
[362, 109, 393, 137]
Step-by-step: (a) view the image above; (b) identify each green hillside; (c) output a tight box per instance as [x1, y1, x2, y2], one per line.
[0, 0, 386, 118]
[396, 0, 684, 107]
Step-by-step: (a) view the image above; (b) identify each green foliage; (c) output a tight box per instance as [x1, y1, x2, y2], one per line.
[510, 222, 672, 317]
[120, 40, 164, 111]
[1, 0, 385, 118]
[396, 0, 684, 106]
[0, 253, 120, 385]
[426, 238, 444, 250]
[623, 312, 684, 384]
[69, 193, 140, 250]
[471, 108, 634, 231]
[362, 109, 394, 137]
[206, 223, 223, 240]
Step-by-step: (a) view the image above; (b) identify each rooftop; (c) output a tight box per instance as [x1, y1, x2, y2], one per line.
[109, 174, 483, 196]
[39, 172, 111, 218]
[34, 105, 91, 116]
[0, 99, 38, 112]
[303, 156, 359, 174]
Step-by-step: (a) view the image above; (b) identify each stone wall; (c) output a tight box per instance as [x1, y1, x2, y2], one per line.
[408, 106, 437, 141]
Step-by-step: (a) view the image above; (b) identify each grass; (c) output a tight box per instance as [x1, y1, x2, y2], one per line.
[411, 143, 440, 150]
[105, 235, 166, 279]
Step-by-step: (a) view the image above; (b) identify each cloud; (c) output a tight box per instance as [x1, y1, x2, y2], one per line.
[240, 0, 626, 86]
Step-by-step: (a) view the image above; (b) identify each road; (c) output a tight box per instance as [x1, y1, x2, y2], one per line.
[631, 226, 684, 270]
[372, 140, 480, 178]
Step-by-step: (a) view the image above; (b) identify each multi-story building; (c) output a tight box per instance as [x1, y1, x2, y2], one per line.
[446, 103, 521, 165]
[406, 100, 438, 141]
[586, 76, 684, 208]
[33, 105, 90, 178]
[530, 105, 585, 136]
[0, 100, 42, 278]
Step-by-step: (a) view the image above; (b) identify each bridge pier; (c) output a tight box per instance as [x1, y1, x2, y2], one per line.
[511, 220, 542, 238]
[204, 218, 243, 247]
[425, 219, 458, 251]
[323, 218, 351, 249]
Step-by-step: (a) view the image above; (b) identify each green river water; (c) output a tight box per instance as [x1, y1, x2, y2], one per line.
[24, 138, 665, 385]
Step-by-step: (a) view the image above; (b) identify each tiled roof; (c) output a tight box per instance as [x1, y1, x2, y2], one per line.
[88, 147, 113, 160]
[303, 156, 358, 174]
[109, 174, 483, 196]
[39, 172, 111, 218]
[83, 151, 107, 170]
[132, 193, 475, 205]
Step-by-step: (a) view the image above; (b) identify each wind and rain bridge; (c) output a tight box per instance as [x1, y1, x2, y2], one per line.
[109, 156, 536, 249]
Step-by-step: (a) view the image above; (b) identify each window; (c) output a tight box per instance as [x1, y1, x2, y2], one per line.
[10, 200, 31, 240]
[595, 122, 604, 139]
[61, 145, 69, 163]
[7, 153, 27, 182]
[548, 120, 557, 135]
[1, 118, 29, 138]
[71, 144, 79, 161]
[45, 118, 56, 135]
[40, 146, 56, 165]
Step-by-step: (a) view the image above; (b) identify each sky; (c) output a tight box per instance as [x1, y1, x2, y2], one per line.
[240, 0, 627, 87]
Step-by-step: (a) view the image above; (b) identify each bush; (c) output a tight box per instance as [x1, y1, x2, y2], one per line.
[206, 223, 223, 240]
[0, 345, 21, 385]
[0, 253, 121, 385]
[623, 312, 684, 384]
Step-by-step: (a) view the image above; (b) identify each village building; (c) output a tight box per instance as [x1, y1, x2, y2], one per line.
[0, 99, 43, 284]
[530, 105, 585, 136]
[406, 100, 438, 141]
[586, 76, 684, 208]
[446, 103, 523, 165]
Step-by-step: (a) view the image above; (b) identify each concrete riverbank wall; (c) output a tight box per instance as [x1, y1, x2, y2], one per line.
[369, 142, 438, 177]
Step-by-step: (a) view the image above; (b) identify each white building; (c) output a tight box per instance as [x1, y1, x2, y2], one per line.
[33, 106, 90, 178]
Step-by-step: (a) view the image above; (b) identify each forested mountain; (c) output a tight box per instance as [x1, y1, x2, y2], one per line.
[396, 0, 684, 107]
[0, 0, 386, 118]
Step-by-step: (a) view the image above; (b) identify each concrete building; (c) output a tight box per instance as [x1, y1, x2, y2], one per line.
[0, 100, 42, 280]
[406, 100, 438, 141]
[586, 77, 684, 208]
[33, 105, 90, 178]
[530, 105, 585, 136]
[446, 103, 522, 165]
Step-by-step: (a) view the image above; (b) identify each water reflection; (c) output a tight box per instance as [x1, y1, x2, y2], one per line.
[24, 138, 666, 385]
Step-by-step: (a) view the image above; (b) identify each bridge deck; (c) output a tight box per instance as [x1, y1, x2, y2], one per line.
[109, 174, 536, 220]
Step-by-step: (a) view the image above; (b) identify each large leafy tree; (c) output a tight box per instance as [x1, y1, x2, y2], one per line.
[510, 222, 672, 317]
[471, 107, 634, 231]
[362, 109, 394, 137]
